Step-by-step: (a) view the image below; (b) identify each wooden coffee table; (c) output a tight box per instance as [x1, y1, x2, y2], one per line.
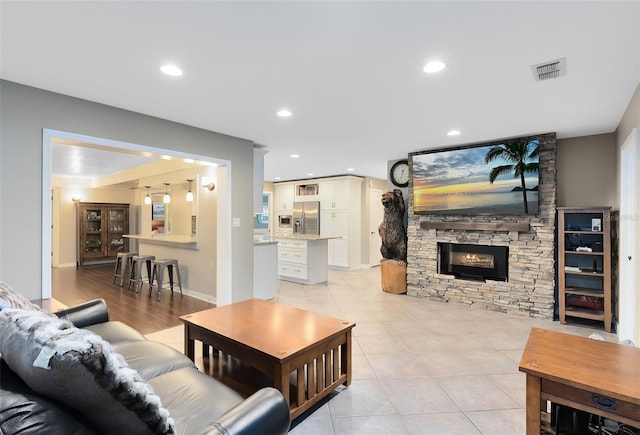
[179, 298, 356, 419]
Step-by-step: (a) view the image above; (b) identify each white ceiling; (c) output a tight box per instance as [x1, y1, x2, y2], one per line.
[51, 141, 160, 179]
[2, 1, 639, 182]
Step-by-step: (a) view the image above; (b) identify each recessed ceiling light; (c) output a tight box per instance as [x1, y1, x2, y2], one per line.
[447, 129, 461, 136]
[423, 61, 446, 73]
[277, 109, 292, 117]
[347, 168, 355, 172]
[290, 154, 300, 158]
[307, 173, 315, 176]
[160, 64, 183, 76]
[274, 177, 281, 180]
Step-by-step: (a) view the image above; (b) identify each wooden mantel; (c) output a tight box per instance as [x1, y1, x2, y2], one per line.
[419, 221, 530, 232]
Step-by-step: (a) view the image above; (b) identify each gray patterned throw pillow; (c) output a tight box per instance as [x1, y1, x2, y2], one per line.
[0, 308, 175, 434]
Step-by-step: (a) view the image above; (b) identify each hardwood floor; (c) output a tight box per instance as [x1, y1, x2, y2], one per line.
[51, 264, 214, 335]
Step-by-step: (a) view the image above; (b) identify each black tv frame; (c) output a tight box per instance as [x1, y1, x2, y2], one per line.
[410, 135, 541, 215]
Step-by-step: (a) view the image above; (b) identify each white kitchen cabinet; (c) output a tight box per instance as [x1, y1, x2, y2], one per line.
[275, 175, 364, 270]
[294, 182, 320, 201]
[330, 238, 349, 269]
[318, 179, 355, 210]
[275, 183, 294, 211]
[276, 238, 328, 285]
[321, 210, 349, 268]
[317, 181, 336, 208]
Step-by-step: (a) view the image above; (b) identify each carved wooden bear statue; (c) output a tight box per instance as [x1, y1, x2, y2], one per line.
[379, 189, 407, 262]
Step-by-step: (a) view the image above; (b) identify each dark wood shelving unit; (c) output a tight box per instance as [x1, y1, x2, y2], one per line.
[557, 207, 613, 332]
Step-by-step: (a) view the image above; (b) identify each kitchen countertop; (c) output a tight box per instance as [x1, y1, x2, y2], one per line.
[124, 234, 197, 245]
[254, 240, 279, 245]
[270, 235, 341, 242]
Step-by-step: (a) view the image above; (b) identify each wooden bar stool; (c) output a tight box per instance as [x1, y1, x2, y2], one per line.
[127, 255, 156, 293]
[149, 258, 183, 301]
[112, 252, 138, 286]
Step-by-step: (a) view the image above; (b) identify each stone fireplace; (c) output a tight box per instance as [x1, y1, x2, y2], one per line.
[406, 133, 557, 319]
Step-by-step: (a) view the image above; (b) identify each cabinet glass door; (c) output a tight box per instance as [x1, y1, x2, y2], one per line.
[107, 207, 127, 256]
[84, 208, 104, 258]
[109, 209, 125, 232]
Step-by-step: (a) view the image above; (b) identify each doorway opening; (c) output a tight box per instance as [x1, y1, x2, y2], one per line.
[41, 128, 233, 305]
[369, 188, 383, 266]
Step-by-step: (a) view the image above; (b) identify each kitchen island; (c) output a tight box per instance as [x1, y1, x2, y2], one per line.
[272, 235, 337, 285]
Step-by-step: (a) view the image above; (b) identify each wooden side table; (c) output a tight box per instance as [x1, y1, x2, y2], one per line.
[519, 328, 640, 434]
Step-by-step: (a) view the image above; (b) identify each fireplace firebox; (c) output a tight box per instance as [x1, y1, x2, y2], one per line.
[438, 243, 508, 282]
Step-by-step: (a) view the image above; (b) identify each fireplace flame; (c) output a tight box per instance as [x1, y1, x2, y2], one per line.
[452, 252, 495, 268]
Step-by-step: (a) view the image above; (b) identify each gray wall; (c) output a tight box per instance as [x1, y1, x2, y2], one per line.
[0, 80, 255, 302]
[556, 133, 617, 208]
[391, 135, 619, 210]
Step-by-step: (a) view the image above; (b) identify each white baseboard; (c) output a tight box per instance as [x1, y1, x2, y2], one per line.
[54, 263, 77, 268]
[182, 288, 216, 305]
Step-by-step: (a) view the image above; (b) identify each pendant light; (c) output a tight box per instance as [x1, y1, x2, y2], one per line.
[144, 186, 152, 205]
[163, 183, 171, 204]
[186, 179, 194, 202]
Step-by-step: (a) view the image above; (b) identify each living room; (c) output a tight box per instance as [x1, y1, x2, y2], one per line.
[1, 2, 640, 434]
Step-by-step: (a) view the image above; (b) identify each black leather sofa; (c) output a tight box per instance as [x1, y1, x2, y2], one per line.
[0, 299, 291, 435]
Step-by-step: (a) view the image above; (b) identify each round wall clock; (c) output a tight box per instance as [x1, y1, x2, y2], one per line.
[390, 159, 409, 187]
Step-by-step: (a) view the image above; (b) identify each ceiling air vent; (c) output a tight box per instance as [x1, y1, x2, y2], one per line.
[532, 58, 567, 82]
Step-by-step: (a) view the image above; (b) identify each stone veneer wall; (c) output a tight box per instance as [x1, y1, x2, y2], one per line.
[406, 133, 557, 319]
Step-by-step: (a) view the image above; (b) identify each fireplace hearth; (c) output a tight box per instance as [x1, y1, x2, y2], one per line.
[438, 243, 508, 282]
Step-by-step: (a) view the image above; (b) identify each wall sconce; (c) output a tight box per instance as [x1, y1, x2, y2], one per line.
[163, 183, 171, 204]
[186, 179, 194, 202]
[71, 196, 81, 203]
[144, 186, 152, 205]
[201, 177, 216, 191]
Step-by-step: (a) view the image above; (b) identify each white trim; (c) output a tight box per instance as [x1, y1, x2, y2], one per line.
[42, 130, 53, 298]
[54, 263, 78, 269]
[43, 128, 229, 167]
[181, 288, 216, 305]
[618, 127, 638, 344]
[216, 165, 233, 306]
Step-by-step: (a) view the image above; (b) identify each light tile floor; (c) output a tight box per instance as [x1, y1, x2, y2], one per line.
[147, 267, 618, 435]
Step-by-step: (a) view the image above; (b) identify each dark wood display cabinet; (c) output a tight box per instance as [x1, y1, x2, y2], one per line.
[557, 207, 614, 332]
[76, 202, 130, 267]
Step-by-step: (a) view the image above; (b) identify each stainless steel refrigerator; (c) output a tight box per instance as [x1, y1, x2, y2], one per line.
[292, 201, 320, 235]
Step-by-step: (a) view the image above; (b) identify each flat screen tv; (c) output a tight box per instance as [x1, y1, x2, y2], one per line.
[411, 138, 540, 215]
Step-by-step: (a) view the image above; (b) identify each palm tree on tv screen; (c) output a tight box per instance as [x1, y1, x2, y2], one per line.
[484, 139, 539, 213]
